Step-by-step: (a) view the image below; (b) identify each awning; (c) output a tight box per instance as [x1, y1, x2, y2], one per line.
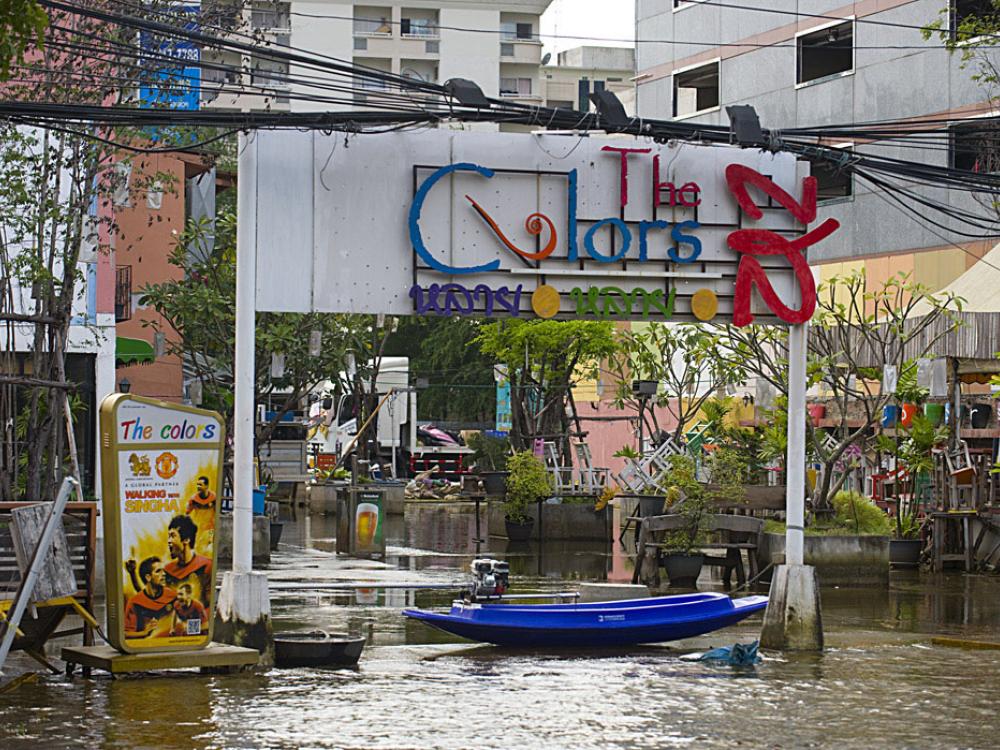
[116, 336, 155, 366]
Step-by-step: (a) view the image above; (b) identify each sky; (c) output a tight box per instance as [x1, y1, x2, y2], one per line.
[540, 0, 636, 56]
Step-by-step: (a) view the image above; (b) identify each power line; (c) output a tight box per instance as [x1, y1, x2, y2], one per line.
[284, 5, 1000, 49]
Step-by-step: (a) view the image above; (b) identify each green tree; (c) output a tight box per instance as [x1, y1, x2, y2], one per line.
[384, 317, 495, 424]
[139, 204, 376, 457]
[0, 0, 47, 80]
[474, 319, 617, 463]
[0, 1, 214, 501]
[607, 324, 749, 446]
[715, 270, 961, 508]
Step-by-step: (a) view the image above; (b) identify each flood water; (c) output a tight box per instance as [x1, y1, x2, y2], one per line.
[3, 502, 1000, 749]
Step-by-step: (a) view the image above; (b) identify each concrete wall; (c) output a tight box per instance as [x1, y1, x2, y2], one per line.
[635, 0, 993, 263]
[761, 532, 890, 586]
[442, 8, 502, 96]
[488, 499, 612, 541]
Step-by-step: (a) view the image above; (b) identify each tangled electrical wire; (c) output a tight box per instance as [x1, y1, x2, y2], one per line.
[2, 0, 999, 244]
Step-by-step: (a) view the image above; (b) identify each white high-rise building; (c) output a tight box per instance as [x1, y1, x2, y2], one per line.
[202, 1, 555, 113]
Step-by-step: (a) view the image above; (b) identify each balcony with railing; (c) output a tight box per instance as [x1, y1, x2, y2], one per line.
[354, 6, 393, 37]
[499, 14, 542, 64]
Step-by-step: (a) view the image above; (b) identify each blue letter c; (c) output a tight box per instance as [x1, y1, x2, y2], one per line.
[409, 163, 501, 275]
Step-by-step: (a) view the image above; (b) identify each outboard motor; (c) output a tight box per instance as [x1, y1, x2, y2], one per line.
[468, 559, 510, 601]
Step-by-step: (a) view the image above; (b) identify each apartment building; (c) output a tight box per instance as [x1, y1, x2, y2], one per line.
[542, 45, 635, 113]
[202, 1, 554, 112]
[634, 0, 998, 290]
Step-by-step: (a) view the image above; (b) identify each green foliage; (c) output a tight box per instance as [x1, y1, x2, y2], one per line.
[831, 491, 893, 536]
[894, 361, 929, 405]
[756, 397, 789, 464]
[384, 317, 495, 423]
[503, 451, 552, 522]
[613, 445, 640, 459]
[658, 455, 711, 554]
[467, 432, 510, 471]
[876, 413, 948, 538]
[705, 446, 748, 505]
[0, 0, 47, 80]
[139, 203, 376, 444]
[608, 324, 749, 443]
[475, 320, 617, 455]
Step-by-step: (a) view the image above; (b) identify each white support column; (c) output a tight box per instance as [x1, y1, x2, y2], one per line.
[761, 320, 822, 651]
[233, 130, 257, 574]
[785, 322, 807, 566]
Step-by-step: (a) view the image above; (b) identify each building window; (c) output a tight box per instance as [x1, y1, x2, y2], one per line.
[548, 99, 574, 110]
[401, 17, 437, 37]
[425, 40, 439, 54]
[501, 22, 534, 41]
[251, 2, 290, 30]
[811, 160, 853, 201]
[797, 21, 853, 84]
[500, 42, 514, 57]
[251, 57, 289, 88]
[952, 0, 997, 41]
[673, 61, 719, 117]
[115, 266, 132, 322]
[354, 36, 367, 51]
[500, 77, 532, 96]
[951, 121, 1000, 172]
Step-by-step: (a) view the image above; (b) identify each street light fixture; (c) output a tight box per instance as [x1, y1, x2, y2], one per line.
[118, 377, 131, 393]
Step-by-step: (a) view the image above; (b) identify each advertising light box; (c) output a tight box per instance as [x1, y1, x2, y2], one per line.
[99, 395, 225, 653]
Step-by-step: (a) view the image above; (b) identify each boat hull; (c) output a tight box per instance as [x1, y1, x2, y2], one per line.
[403, 593, 768, 648]
[274, 632, 366, 668]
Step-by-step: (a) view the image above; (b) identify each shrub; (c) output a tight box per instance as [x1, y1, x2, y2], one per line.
[504, 451, 552, 522]
[831, 490, 892, 536]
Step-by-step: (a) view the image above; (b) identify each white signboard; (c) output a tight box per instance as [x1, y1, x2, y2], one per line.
[251, 130, 836, 325]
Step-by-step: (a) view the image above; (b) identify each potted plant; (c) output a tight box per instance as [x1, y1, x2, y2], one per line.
[468, 432, 511, 495]
[657, 454, 711, 587]
[877, 413, 948, 566]
[503, 451, 552, 541]
[894, 365, 929, 430]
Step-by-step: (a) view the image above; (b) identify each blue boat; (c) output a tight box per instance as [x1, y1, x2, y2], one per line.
[403, 592, 768, 648]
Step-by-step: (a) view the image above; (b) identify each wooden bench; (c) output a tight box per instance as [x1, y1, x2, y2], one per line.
[631, 513, 764, 589]
[1, 501, 99, 665]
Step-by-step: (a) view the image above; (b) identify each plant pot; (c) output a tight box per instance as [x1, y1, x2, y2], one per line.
[882, 404, 900, 428]
[480, 471, 509, 496]
[889, 538, 923, 568]
[923, 403, 945, 426]
[807, 403, 826, 426]
[970, 403, 991, 429]
[900, 403, 917, 429]
[638, 495, 667, 517]
[504, 516, 534, 542]
[662, 552, 704, 587]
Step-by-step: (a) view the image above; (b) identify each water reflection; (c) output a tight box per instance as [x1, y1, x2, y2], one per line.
[3, 503, 1000, 749]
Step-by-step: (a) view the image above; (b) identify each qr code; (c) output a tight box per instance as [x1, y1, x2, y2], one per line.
[186, 618, 202, 635]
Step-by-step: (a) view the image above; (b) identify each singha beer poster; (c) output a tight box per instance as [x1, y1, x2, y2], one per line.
[99, 395, 225, 653]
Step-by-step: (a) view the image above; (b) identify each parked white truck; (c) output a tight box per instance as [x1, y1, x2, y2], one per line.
[310, 357, 474, 478]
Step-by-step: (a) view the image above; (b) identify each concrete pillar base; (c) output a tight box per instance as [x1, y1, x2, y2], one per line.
[214, 571, 274, 667]
[760, 564, 823, 651]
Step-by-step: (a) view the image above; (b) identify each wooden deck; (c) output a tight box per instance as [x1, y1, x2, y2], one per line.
[62, 643, 259, 676]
